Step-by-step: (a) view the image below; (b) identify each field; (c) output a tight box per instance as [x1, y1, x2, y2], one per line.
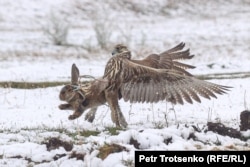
[0, 0, 250, 166]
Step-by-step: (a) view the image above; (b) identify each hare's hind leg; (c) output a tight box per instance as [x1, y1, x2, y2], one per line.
[85, 107, 98, 123]
[68, 100, 84, 120]
[68, 108, 84, 120]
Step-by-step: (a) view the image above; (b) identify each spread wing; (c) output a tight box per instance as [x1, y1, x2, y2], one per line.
[118, 58, 230, 104]
[130, 42, 195, 76]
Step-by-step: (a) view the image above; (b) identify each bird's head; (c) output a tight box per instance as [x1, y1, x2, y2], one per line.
[112, 44, 129, 56]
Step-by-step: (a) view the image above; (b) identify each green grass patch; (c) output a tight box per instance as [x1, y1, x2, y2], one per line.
[105, 127, 123, 135]
[77, 130, 101, 137]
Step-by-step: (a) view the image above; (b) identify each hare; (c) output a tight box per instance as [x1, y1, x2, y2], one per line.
[58, 64, 106, 122]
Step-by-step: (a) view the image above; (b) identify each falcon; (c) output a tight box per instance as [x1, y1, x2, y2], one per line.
[59, 43, 231, 128]
[102, 43, 230, 127]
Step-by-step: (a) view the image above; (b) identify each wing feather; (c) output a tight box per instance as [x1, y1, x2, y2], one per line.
[154, 82, 162, 102]
[172, 61, 195, 69]
[145, 82, 151, 103]
[179, 86, 193, 104]
[104, 48, 231, 105]
[166, 86, 177, 104]
[118, 59, 230, 104]
[187, 79, 214, 100]
[172, 85, 184, 104]
[129, 43, 195, 76]
[187, 87, 201, 103]
[129, 84, 134, 103]
[162, 42, 185, 53]
[140, 82, 146, 102]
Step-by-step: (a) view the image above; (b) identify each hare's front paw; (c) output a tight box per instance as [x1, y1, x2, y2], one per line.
[68, 114, 77, 120]
[59, 103, 72, 110]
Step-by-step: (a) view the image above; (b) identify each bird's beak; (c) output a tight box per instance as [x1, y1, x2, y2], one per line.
[111, 50, 116, 56]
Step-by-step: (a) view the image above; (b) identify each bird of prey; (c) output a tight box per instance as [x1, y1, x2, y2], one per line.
[101, 43, 230, 127]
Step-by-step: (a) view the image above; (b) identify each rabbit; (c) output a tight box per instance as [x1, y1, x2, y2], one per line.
[58, 64, 106, 122]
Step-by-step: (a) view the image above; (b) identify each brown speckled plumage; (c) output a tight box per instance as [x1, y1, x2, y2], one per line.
[104, 43, 230, 105]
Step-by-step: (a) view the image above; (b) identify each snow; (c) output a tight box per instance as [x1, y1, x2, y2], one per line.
[0, 0, 250, 166]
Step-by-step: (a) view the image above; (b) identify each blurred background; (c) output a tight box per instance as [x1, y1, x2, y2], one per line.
[0, 0, 249, 81]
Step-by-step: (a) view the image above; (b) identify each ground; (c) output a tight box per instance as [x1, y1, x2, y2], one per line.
[0, 0, 250, 166]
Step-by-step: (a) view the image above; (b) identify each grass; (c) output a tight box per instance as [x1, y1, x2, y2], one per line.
[0, 80, 95, 89]
[196, 71, 250, 80]
[0, 126, 123, 143]
[1, 122, 250, 167]
[105, 127, 124, 135]
[97, 143, 127, 160]
[122, 159, 134, 167]
[0, 81, 68, 89]
[1, 71, 249, 89]
[77, 130, 100, 137]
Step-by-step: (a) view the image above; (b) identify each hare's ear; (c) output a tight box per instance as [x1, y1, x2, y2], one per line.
[71, 63, 80, 85]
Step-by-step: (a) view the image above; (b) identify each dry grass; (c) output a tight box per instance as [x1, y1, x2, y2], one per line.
[0, 81, 67, 89]
[42, 11, 70, 46]
[97, 143, 127, 160]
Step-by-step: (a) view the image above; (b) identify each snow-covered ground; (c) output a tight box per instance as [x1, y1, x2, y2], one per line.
[0, 0, 250, 166]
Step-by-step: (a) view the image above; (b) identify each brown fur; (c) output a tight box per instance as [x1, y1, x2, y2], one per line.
[59, 64, 107, 122]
